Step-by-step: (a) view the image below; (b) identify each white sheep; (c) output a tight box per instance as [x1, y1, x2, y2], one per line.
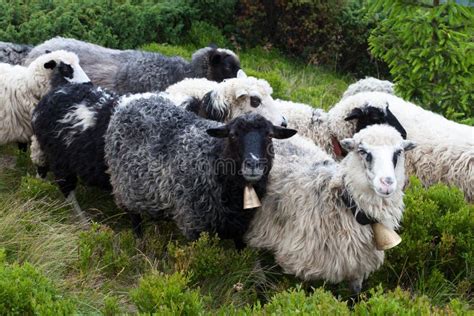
[0, 50, 90, 154]
[164, 71, 287, 126]
[341, 76, 395, 99]
[246, 125, 417, 293]
[328, 91, 474, 202]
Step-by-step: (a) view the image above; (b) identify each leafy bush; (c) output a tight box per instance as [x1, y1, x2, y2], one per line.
[354, 286, 469, 315]
[78, 223, 139, 277]
[188, 21, 229, 48]
[258, 286, 350, 315]
[102, 296, 121, 316]
[167, 233, 263, 307]
[236, 0, 384, 76]
[130, 271, 206, 314]
[0, 253, 76, 315]
[369, 177, 473, 304]
[368, 1, 474, 121]
[0, 0, 237, 49]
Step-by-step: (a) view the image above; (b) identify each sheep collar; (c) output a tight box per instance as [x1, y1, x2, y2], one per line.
[341, 189, 377, 225]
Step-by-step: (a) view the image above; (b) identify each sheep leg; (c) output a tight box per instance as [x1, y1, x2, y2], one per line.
[17, 142, 28, 153]
[129, 213, 143, 238]
[349, 277, 363, 294]
[66, 191, 88, 222]
[56, 173, 87, 222]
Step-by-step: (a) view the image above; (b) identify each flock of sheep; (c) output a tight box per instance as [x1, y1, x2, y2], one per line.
[0, 37, 472, 293]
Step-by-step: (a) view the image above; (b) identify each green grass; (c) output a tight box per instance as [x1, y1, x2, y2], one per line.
[0, 44, 471, 314]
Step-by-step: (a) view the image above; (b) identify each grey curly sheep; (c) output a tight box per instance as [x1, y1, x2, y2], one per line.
[23, 37, 240, 94]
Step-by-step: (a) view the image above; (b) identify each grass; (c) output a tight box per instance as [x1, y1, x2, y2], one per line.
[0, 44, 471, 314]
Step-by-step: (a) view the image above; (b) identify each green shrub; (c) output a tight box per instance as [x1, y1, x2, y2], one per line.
[130, 271, 206, 314]
[188, 21, 229, 48]
[167, 233, 263, 307]
[236, 0, 384, 75]
[102, 296, 121, 316]
[368, 1, 474, 121]
[78, 223, 139, 277]
[0, 257, 76, 315]
[369, 177, 473, 304]
[184, 0, 237, 31]
[260, 286, 350, 315]
[354, 286, 470, 315]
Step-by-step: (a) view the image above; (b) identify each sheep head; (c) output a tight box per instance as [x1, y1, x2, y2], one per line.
[202, 74, 288, 127]
[340, 125, 415, 198]
[328, 92, 407, 159]
[33, 50, 91, 88]
[191, 46, 241, 83]
[207, 113, 296, 183]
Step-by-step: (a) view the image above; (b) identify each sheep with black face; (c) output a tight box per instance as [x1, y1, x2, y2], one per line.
[0, 50, 90, 155]
[104, 96, 296, 248]
[23, 37, 240, 94]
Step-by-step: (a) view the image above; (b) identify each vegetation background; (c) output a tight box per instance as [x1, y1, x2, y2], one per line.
[0, 0, 472, 314]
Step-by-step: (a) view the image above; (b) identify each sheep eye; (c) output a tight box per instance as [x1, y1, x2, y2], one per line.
[393, 149, 402, 167]
[358, 149, 372, 163]
[250, 96, 261, 108]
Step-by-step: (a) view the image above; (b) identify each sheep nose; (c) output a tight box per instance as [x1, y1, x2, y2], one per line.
[281, 116, 288, 127]
[380, 177, 394, 186]
[244, 159, 259, 170]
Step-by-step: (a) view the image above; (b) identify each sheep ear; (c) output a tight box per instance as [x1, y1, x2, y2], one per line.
[272, 126, 297, 139]
[237, 69, 247, 78]
[344, 108, 363, 121]
[235, 88, 248, 99]
[183, 97, 201, 114]
[385, 104, 407, 139]
[402, 140, 416, 152]
[340, 138, 356, 151]
[202, 92, 230, 122]
[44, 60, 57, 69]
[206, 126, 229, 138]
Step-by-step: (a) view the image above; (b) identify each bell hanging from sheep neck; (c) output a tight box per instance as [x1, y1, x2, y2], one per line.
[243, 184, 261, 209]
[371, 223, 402, 250]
